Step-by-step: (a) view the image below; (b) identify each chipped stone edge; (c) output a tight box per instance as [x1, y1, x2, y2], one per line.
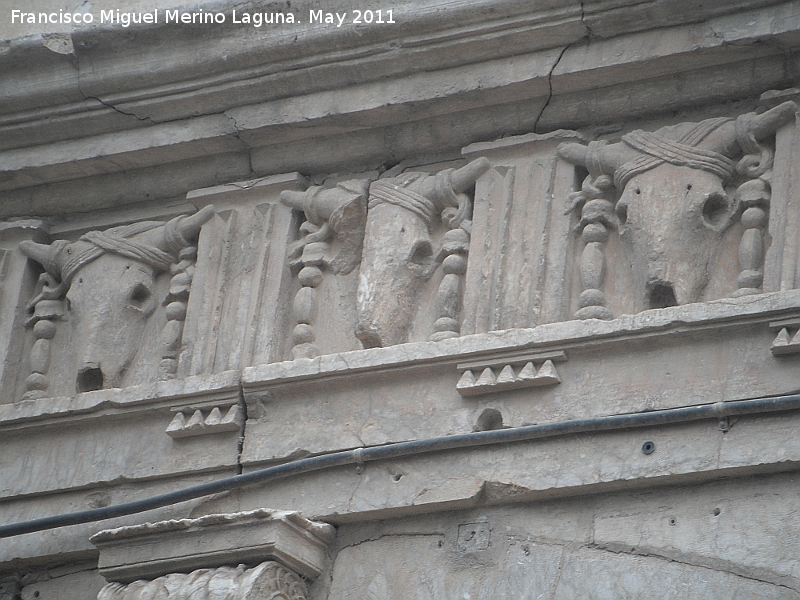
[462, 129, 588, 156]
[242, 291, 800, 390]
[89, 508, 335, 546]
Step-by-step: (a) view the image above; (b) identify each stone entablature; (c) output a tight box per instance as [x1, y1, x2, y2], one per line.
[4, 97, 798, 404]
[3, 3, 800, 597]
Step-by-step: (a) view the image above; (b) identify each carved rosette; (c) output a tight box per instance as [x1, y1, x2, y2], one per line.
[97, 561, 308, 600]
[281, 180, 369, 360]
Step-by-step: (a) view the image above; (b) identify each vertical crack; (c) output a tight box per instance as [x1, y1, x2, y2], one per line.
[224, 110, 256, 178]
[533, 43, 570, 134]
[235, 383, 247, 475]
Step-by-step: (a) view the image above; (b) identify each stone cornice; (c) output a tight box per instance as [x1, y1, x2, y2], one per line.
[0, 0, 796, 218]
[90, 508, 335, 582]
[243, 290, 800, 391]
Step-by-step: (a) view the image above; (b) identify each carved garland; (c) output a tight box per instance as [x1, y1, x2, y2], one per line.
[97, 561, 308, 600]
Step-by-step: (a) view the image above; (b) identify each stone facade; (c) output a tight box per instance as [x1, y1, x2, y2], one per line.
[2, 1, 800, 598]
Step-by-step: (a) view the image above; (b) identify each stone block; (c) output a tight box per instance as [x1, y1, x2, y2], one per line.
[92, 509, 335, 583]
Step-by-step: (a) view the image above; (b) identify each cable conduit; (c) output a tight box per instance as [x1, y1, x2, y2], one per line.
[2, 393, 800, 539]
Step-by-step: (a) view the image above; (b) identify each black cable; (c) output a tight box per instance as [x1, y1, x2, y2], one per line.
[2, 393, 799, 539]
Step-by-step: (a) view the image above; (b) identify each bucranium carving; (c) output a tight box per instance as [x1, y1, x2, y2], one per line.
[355, 158, 490, 348]
[19, 206, 214, 393]
[559, 101, 797, 310]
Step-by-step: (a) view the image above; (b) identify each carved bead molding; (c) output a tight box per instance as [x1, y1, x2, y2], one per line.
[456, 351, 566, 397]
[280, 180, 369, 360]
[733, 178, 771, 297]
[98, 560, 307, 600]
[91, 509, 335, 598]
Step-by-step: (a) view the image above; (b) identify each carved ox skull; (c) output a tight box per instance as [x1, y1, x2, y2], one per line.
[355, 158, 490, 348]
[20, 207, 214, 392]
[559, 101, 797, 310]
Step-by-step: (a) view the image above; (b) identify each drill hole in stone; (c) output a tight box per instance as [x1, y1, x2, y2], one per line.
[713, 507, 721, 516]
[475, 408, 503, 431]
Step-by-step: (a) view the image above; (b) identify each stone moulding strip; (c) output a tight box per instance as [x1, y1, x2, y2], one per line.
[769, 316, 800, 355]
[0, 370, 241, 431]
[456, 350, 567, 397]
[90, 508, 335, 583]
[242, 290, 800, 393]
[5, 392, 800, 540]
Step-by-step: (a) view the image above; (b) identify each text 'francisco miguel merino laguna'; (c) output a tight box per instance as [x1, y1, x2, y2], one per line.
[11, 9, 396, 27]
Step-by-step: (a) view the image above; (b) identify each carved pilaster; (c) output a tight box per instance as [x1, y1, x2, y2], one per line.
[182, 174, 302, 374]
[0, 220, 49, 404]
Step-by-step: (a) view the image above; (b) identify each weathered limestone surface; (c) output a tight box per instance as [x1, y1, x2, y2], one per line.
[20, 570, 107, 600]
[320, 474, 800, 598]
[3, 1, 800, 598]
[242, 292, 800, 465]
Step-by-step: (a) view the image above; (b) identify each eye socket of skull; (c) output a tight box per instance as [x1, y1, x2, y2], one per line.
[409, 240, 433, 265]
[616, 200, 629, 226]
[407, 239, 437, 279]
[701, 191, 733, 230]
[129, 283, 152, 306]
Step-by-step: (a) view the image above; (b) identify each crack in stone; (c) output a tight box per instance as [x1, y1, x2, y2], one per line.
[588, 543, 800, 594]
[84, 93, 155, 124]
[223, 110, 255, 177]
[545, 544, 567, 600]
[533, 44, 570, 134]
[579, 1, 594, 39]
[339, 531, 444, 551]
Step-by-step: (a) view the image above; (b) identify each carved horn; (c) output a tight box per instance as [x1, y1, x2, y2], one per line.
[703, 100, 799, 156]
[450, 157, 491, 193]
[557, 141, 634, 175]
[19, 240, 63, 277]
[176, 205, 215, 241]
[280, 190, 307, 212]
[148, 205, 215, 254]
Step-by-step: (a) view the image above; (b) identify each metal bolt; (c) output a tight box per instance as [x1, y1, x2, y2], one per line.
[642, 440, 655, 455]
